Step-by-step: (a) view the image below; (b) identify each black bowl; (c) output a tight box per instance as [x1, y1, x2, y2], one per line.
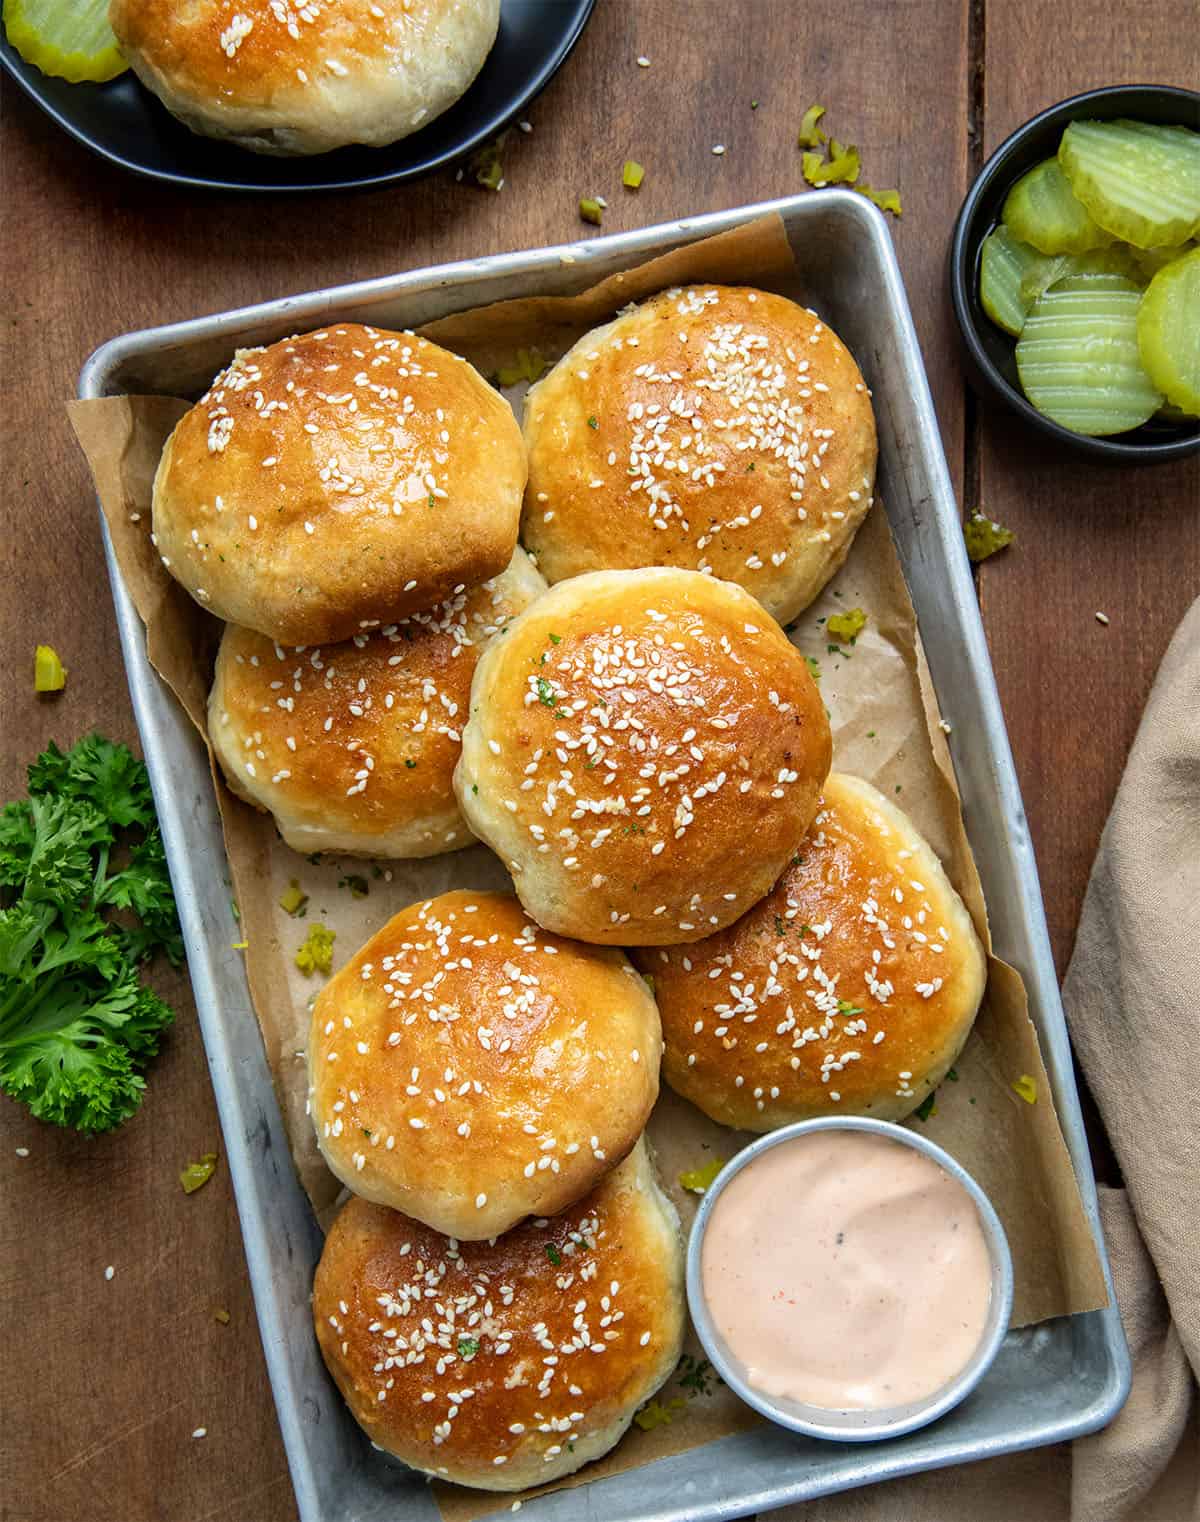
[949, 84, 1200, 465]
[0, 0, 595, 194]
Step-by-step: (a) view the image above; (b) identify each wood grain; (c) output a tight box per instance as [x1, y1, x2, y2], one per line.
[977, 1, 1200, 974]
[4, 1, 1186, 1518]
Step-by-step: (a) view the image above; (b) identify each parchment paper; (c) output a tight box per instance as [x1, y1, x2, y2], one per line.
[68, 213, 1107, 1519]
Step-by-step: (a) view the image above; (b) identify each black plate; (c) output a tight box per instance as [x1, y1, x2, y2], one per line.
[0, 0, 595, 193]
[949, 83, 1200, 465]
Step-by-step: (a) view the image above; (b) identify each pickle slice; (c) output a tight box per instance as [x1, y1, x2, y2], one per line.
[1015, 274, 1163, 436]
[1136, 248, 1200, 415]
[1059, 119, 1200, 250]
[3, 0, 127, 82]
[1132, 240, 1196, 282]
[1003, 157, 1116, 255]
[979, 226, 1057, 335]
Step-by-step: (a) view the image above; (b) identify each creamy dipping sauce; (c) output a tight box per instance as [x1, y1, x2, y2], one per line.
[700, 1131, 993, 1411]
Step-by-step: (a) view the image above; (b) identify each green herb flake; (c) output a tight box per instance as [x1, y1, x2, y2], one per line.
[679, 1158, 726, 1194]
[404, 759, 418, 770]
[457, 1337, 480, 1360]
[964, 514, 1015, 563]
[836, 999, 865, 1016]
[805, 655, 821, 683]
[947, 1067, 959, 1082]
[587, 416, 599, 429]
[548, 632, 562, 644]
[676, 1354, 720, 1398]
[536, 676, 557, 709]
[913, 1092, 937, 1122]
[826, 607, 867, 644]
[340, 874, 369, 899]
[181, 1152, 218, 1194]
[545, 1243, 562, 1266]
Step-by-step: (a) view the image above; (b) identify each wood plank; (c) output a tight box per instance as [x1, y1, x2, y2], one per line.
[0, 3, 969, 1517]
[978, 2, 1200, 975]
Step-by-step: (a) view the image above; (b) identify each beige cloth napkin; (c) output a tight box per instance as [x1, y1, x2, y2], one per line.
[777, 596, 1200, 1522]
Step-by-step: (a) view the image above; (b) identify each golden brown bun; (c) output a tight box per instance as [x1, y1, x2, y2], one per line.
[152, 324, 525, 643]
[108, 0, 500, 156]
[313, 1139, 684, 1490]
[637, 773, 987, 1130]
[208, 550, 544, 858]
[454, 568, 831, 945]
[308, 891, 661, 1238]
[521, 285, 877, 625]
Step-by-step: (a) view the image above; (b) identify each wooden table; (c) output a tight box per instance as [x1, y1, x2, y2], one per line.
[1, 4, 1196, 1517]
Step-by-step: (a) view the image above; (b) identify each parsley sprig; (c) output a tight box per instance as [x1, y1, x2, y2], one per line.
[0, 736, 181, 1132]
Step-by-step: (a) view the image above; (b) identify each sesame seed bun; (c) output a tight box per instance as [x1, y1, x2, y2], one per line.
[108, 0, 500, 157]
[308, 891, 662, 1239]
[313, 1138, 684, 1491]
[208, 550, 544, 859]
[638, 773, 987, 1130]
[454, 567, 832, 945]
[521, 285, 878, 626]
[152, 324, 525, 644]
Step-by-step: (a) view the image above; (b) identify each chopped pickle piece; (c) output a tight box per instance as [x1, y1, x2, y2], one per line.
[468, 135, 506, 191]
[579, 197, 604, 225]
[1002, 157, 1116, 255]
[797, 103, 827, 148]
[181, 1152, 218, 1194]
[678, 1158, 727, 1194]
[963, 515, 1014, 563]
[1131, 240, 1196, 282]
[826, 607, 867, 644]
[803, 140, 860, 187]
[854, 184, 902, 216]
[1016, 274, 1163, 435]
[34, 644, 67, 692]
[3, 0, 128, 83]
[1059, 119, 1200, 250]
[295, 922, 336, 977]
[495, 347, 547, 388]
[622, 160, 645, 189]
[213, 1308, 231, 1325]
[1012, 1074, 1038, 1105]
[278, 879, 308, 916]
[1136, 247, 1200, 414]
[633, 1397, 687, 1432]
[980, 226, 1058, 336]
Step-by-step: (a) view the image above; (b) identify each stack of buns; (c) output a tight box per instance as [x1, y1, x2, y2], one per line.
[154, 287, 985, 1494]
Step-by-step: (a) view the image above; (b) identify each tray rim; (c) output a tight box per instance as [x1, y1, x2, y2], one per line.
[78, 190, 1131, 1521]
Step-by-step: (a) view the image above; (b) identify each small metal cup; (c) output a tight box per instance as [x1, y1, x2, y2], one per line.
[686, 1116, 1014, 1442]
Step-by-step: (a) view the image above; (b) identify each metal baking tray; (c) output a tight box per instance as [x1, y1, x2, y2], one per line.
[80, 191, 1130, 1522]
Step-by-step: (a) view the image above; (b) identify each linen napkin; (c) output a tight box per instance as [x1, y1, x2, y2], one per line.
[776, 595, 1200, 1522]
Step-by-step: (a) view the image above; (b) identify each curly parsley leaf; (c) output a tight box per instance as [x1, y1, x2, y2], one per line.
[0, 736, 180, 1133]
